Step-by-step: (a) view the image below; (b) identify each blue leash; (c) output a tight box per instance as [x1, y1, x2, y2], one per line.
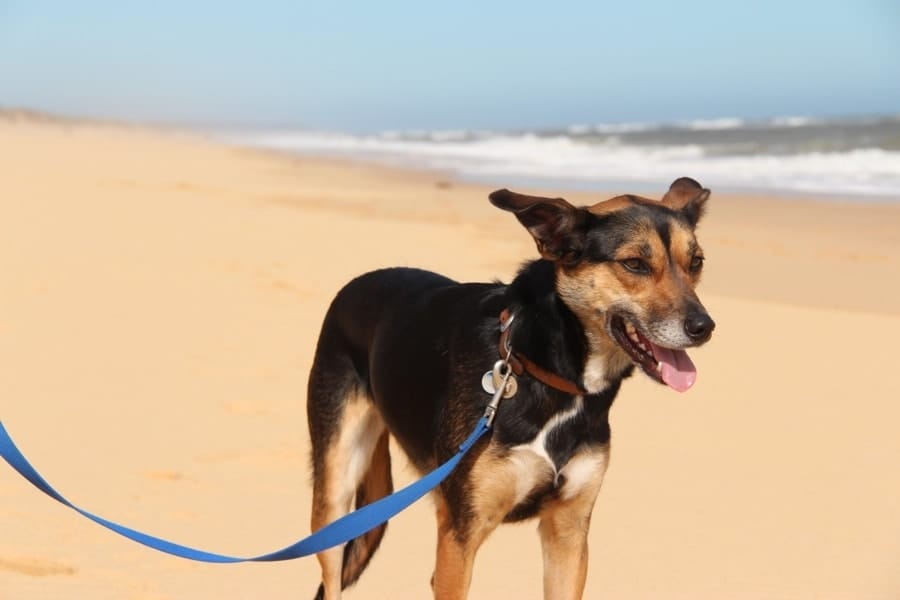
[0, 417, 491, 563]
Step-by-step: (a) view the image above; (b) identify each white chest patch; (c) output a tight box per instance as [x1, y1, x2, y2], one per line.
[511, 396, 584, 466]
[558, 450, 608, 500]
[503, 396, 607, 504]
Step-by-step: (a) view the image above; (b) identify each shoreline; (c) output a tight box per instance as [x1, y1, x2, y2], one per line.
[7, 108, 897, 204]
[218, 136, 900, 211]
[220, 142, 900, 205]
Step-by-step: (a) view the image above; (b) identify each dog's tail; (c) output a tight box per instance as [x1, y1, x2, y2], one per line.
[313, 432, 393, 599]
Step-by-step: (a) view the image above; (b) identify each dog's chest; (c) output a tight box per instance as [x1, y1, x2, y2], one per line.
[500, 396, 609, 518]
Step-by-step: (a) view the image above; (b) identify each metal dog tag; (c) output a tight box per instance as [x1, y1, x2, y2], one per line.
[502, 375, 517, 398]
[481, 371, 497, 394]
[482, 360, 518, 398]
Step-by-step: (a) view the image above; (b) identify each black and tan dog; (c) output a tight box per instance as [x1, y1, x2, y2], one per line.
[307, 177, 715, 599]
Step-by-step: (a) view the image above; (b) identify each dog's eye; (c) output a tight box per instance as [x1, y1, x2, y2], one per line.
[621, 258, 650, 274]
[690, 255, 704, 272]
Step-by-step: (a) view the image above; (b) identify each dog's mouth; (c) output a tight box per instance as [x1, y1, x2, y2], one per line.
[610, 316, 697, 393]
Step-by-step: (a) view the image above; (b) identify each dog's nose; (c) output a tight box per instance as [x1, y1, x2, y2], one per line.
[684, 312, 715, 342]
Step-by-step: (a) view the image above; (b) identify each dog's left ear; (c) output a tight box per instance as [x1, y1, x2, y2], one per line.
[489, 189, 587, 263]
[661, 177, 710, 227]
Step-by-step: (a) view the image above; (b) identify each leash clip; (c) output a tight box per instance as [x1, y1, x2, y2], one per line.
[483, 359, 516, 428]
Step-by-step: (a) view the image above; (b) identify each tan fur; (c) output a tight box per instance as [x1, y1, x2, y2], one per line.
[430, 438, 611, 600]
[557, 206, 705, 378]
[669, 222, 704, 279]
[537, 458, 607, 600]
[660, 180, 711, 212]
[432, 497, 475, 600]
[556, 263, 636, 392]
[340, 432, 392, 588]
[311, 394, 386, 600]
[586, 194, 658, 215]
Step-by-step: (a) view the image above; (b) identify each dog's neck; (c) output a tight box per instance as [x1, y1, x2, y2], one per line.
[506, 260, 633, 395]
[578, 325, 635, 394]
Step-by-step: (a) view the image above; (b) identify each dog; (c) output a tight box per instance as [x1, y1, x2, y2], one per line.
[307, 177, 715, 599]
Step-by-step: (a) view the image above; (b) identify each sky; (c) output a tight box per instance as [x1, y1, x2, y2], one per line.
[1, 1, 898, 132]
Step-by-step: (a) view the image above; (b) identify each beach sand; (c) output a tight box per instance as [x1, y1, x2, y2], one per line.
[2, 116, 899, 599]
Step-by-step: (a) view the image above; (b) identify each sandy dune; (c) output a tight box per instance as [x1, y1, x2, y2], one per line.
[1, 118, 899, 599]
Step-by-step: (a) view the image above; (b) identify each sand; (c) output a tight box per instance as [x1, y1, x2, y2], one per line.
[2, 116, 899, 599]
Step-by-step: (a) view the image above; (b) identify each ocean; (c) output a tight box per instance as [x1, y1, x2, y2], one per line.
[225, 114, 900, 199]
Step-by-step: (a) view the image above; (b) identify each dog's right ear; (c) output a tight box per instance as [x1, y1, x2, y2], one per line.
[489, 189, 587, 263]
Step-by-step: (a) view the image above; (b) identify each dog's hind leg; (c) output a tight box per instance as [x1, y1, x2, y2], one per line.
[309, 361, 389, 599]
[337, 430, 392, 589]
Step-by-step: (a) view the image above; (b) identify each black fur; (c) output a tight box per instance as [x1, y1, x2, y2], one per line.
[309, 261, 628, 568]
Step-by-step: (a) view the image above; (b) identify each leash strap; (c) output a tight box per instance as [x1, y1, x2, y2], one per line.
[0, 417, 490, 563]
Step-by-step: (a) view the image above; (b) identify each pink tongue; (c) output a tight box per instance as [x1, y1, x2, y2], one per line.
[647, 342, 697, 392]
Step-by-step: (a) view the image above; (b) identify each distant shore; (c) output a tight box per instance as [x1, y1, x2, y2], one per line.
[220, 111, 900, 199]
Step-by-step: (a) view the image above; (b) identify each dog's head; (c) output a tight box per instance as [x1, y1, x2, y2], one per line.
[490, 177, 715, 393]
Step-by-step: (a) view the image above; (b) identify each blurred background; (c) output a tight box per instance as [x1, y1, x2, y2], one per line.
[2, 1, 899, 197]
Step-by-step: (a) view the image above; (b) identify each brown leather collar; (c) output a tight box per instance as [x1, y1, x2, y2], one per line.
[498, 309, 587, 396]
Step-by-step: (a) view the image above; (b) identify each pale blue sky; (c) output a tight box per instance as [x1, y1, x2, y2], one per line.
[1, 1, 898, 132]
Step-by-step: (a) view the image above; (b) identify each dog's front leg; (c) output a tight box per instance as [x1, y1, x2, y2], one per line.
[538, 505, 591, 600]
[432, 478, 514, 600]
[431, 497, 489, 600]
[538, 450, 609, 600]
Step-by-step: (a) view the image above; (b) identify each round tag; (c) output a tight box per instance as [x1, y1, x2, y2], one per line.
[481, 371, 496, 394]
[503, 376, 518, 398]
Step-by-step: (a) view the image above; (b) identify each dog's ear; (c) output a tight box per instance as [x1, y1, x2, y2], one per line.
[661, 177, 710, 227]
[489, 189, 587, 263]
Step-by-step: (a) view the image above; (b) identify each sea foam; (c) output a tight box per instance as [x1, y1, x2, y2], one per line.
[227, 115, 900, 198]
